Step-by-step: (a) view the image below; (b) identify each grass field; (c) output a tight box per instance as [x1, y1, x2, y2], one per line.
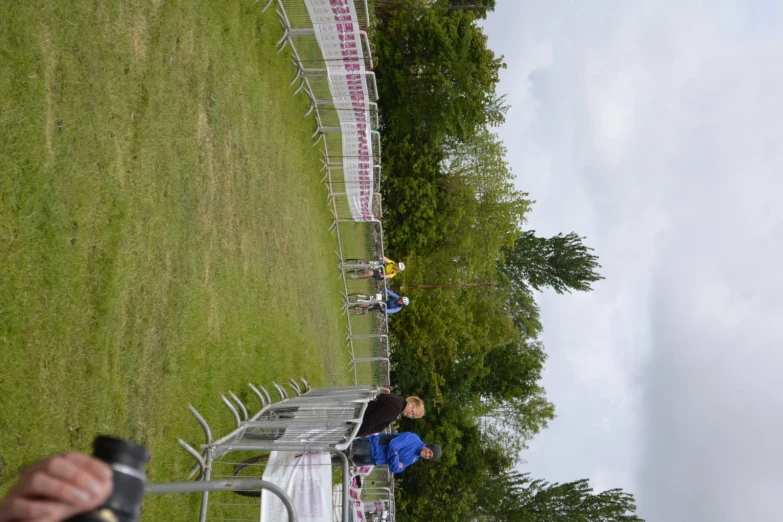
[0, 1, 352, 517]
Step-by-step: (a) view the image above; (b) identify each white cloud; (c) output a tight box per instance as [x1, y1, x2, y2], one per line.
[484, 1, 783, 520]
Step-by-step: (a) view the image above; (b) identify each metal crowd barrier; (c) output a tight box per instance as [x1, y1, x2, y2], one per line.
[163, 380, 385, 522]
[261, 0, 392, 392]
[317, 129, 382, 165]
[266, 0, 372, 29]
[301, 71, 379, 102]
[282, 31, 374, 69]
[310, 101, 380, 130]
[328, 192, 383, 221]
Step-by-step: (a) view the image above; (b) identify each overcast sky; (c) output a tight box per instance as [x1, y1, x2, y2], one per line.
[481, 2, 783, 520]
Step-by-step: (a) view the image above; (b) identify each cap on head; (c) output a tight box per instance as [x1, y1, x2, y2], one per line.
[397, 262, 406, 271]
[401, 297, 410, 306]
[425, 443, 442, 461]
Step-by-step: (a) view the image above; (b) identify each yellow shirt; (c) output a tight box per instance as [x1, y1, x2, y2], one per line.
[384, 261, 398, 278]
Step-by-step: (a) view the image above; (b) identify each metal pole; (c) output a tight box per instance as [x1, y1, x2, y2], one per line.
[146, 478, 298, 522]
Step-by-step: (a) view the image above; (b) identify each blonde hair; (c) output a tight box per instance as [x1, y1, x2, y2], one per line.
[406, 396, 425, 417]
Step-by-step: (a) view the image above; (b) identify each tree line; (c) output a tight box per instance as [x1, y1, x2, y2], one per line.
[371, 1, 640, 520]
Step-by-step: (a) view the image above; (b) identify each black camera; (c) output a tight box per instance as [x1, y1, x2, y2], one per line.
[66, 436, 149, 522]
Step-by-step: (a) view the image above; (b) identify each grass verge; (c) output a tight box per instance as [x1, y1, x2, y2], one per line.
[0, 1, 351, 517]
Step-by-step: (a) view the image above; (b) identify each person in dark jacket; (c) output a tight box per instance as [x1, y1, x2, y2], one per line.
[357, 393, 424, 437]
[350, 433, 441, 473]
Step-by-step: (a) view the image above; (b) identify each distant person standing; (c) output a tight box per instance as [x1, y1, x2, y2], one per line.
[357, 393, 424, 436]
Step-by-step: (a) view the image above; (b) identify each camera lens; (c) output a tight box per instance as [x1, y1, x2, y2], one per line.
[66, 436, 149, 522]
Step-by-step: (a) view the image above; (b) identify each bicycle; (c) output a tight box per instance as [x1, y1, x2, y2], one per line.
[345, 292, 387, 315]
[231, 453, 273, 498]
[339, 258, 384, 279]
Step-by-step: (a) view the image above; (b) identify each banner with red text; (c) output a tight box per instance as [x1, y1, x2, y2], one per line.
[304, 0, 375, 221]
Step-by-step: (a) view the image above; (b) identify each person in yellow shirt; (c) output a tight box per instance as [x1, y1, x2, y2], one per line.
[350, 256, 405, 280]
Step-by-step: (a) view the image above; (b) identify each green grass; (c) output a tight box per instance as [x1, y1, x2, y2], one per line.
[0, 1, 351, 518]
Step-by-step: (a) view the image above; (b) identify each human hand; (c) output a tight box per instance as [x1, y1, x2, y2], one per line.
[397, 462, 403, 469]
[0, 452, 112, 522]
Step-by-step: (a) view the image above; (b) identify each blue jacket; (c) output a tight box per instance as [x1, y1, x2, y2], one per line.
[368, 433, 426, 473]
[385, 290, 403, 315]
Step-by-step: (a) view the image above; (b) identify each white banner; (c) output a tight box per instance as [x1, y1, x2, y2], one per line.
[326, 67, 370, 102]
[304, 0, 359, 25]
[332, 95, 372, 124]
[314, 23, 364, 66]
[303, 0, 375, 221]
[341, 121, 373, 219]
[261, 452, 332, 522]
[261, 454, 380, 522]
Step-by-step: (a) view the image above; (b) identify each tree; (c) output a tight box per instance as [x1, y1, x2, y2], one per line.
[374, 2, 505, 142]
[441, 0, 497, 18]
[374, 0, 511, 256]
[375, 0, 497, 15]
[475, 472, 645, 522]
[394, 413, 515, 522]
[390, 283, 522, 402]
[475, 340, 555, 453]
[497, 272, 543, 338]
[406, 128, 529, 276]
[500, 231, 605, 294]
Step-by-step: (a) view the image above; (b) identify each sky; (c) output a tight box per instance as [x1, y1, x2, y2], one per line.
[481, 1, 783, 521]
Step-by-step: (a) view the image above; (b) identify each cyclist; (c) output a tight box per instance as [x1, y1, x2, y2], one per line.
[349, 290, 410, 315]
[384, 290, 410, 315]
[350, 256, 405, 280]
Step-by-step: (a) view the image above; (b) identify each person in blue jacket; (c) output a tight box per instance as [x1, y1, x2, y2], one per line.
[350, 432, 441, 473]
[383, 290, 409, 315]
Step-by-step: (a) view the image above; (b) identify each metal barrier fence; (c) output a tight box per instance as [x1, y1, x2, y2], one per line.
[269, 0, 372, 29]
[328, 192, 383, 220]
[150, 380, 396, 522]
[265, 0, 390, 385]
[284, 31, 374, 69]
[309, 101, 381, 130]
[299, 72, 380, 102]
[332, 219, 392, 386]
[257, 0, 398, 515]
[263, 0, 393, 388]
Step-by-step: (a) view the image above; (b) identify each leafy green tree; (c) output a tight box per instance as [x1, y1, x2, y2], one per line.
[371, 4, 636, 521]
[388, 129, 529, 275]
[475, 340, 555, 453]
[500, 231, 605, 294]
[374, 1, 504, 143]
[439, 129, 528, 265]
[390, 284, 520, 402]
[395, 413, 514, 522]
[389, 282, 552, 457]
[475, 472, 645, 522]
[375, 0, 496, 15]
[497, 272, 543, 338]
[442, 0, 497, 16]
[374, 0, 511, 256]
